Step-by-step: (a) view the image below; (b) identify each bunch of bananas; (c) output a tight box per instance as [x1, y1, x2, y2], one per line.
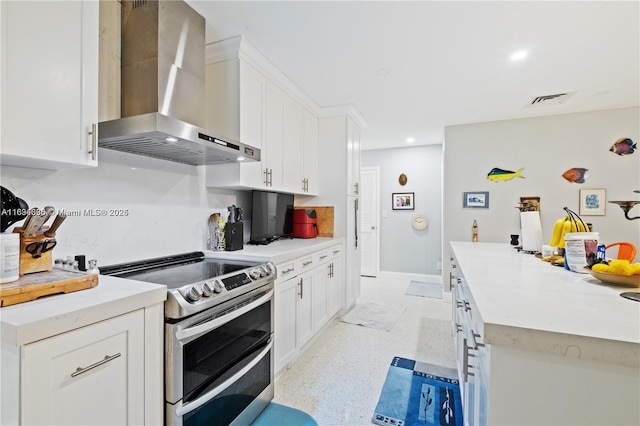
[548, 207, 589, 249]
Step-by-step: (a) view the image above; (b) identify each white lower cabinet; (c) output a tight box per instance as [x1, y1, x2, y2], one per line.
[22, 310, 145, 425]
[274, 243, 344, 375]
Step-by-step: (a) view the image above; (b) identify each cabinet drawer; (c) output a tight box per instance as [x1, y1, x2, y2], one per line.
[21, 310, 145, 425]
[315, 250, 330, 264]
[277, 261, 297, 279]
[329, 244, 342, 260]
[297, 255, 315, 271]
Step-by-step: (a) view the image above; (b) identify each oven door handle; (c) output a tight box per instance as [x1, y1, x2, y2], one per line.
[175, 340, 272, 417]
[176, 289, 274, 341]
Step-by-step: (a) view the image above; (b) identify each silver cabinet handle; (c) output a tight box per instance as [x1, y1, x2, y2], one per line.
[302, 260, 313, 266]
[263, 169, 269, 186]
[71, 352, 121, 377]
[298, 278, 303, 299]
[268, 169, 273, 187]
[88, 123, 97, 161]
[319, 255, 328, 260]
[281, 267, 295, 275]
[332, 249, 340, 254]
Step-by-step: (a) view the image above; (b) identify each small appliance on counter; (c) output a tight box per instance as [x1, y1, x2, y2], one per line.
[225, 205, 244, 251]
[292, 209, 318, 239]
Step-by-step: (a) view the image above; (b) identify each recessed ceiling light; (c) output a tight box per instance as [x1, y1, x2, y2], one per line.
[510, 50, 528, 61]
[236, 156, 245, 161]
[407, 137, 415, 144]
[165, 137, 178, 143]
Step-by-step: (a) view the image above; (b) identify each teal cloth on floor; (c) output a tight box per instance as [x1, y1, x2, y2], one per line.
[252, 402, 318, 426]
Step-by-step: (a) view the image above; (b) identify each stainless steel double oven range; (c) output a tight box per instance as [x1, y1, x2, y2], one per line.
[101, 251, 276, 426]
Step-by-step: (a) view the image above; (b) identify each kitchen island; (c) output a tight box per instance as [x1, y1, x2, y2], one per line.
[450, 241, 639, 426]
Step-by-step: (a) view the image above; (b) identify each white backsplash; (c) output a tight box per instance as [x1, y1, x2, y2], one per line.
[0, 149, 250, 266]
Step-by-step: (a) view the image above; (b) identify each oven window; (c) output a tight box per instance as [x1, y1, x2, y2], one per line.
[183, 299, 271, 402]
[183, 349, 271, 426]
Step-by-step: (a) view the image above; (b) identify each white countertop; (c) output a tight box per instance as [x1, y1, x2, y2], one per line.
[204, 237, 344, 264]
[1, 275, 166, 347]
[451, 242, 640, 367]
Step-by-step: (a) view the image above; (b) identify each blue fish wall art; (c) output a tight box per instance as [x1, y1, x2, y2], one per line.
[610, 138, 636, 156]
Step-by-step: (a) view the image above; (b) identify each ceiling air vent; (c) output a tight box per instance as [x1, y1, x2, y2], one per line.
[527, 92, 575, 107]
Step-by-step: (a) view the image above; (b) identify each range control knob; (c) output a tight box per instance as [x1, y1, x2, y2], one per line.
[250, 269, 261, 280]
[202, 281, 214, 297]
[213, 280, 224, 293]
[259, 266, 267, 277]
[186, 286, 203, 302]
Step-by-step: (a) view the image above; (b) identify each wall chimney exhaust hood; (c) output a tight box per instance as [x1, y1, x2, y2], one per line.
[98, 0, 260, 166]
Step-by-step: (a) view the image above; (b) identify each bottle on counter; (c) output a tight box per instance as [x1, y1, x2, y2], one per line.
[472, 220, 479, 242]
[87, 259, 100, 274]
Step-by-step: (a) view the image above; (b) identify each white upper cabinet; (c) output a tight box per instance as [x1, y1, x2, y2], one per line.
[0, 1, 99, 170]
[205, 57, 265, 188]
[347, 116, 361, 196]
[204, 36, 319, 195]
[302, 109, 319, 195]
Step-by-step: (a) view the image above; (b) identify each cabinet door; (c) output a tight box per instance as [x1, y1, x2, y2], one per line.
[302, 109, 319, 195]
[265, 81, 286, 189]
[237, 59, 266, 186]
[1, 1, 98, 169]
[311, 263, 328, 331]
[274, 275, 299, 374]
[346, 117, 361, 196]
[283, 96, 303, 193]
[327, 257, 343, 317]
[22, 310, 144, 425]
[296, 272, 314, 348]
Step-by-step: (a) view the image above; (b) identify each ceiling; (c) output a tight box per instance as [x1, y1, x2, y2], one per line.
[186, 1, 640, 151]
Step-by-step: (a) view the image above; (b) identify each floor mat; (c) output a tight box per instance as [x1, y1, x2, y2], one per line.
[406, 280, 443, 299]
[340, 300, 406, 332]
[373, 356, 463, 426]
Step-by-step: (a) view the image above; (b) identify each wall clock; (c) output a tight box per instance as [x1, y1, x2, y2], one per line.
[412, 214, 428, 231]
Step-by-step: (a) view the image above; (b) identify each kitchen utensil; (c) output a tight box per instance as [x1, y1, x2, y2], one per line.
[38, 206, 55, 233]
[228, 205, 238, 223]
[22, 211, 46, 238]
[589, 270, 640, 287]
[25, 239, 57, 259]
[44, 213, 67, 238]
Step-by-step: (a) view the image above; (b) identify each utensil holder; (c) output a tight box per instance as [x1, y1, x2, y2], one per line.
[13, 228, 53, 275]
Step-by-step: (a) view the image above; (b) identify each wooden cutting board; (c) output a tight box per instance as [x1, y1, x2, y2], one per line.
[0, 269, 99, 307]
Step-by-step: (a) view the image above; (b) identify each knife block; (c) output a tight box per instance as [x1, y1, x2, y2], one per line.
[13, 228, 53, 275]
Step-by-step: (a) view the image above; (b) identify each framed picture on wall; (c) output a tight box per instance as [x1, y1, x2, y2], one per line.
[579, 188, 606, 216]
[463, 191, 489, 208]
[392, 192, 414, 210]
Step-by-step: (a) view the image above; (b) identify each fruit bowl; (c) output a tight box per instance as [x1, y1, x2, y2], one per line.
[588, 270, 640, 287]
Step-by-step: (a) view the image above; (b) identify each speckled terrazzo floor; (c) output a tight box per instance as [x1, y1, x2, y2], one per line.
[272, 276, 456, 426]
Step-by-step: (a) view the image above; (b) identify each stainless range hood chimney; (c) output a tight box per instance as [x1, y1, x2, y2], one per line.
[98, 0, 260, 165]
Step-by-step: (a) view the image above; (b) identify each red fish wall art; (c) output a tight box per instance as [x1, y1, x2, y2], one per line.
[562, 168, 589, 183]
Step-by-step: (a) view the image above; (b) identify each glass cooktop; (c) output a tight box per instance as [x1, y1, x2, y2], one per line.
[100, 252, 261, 289]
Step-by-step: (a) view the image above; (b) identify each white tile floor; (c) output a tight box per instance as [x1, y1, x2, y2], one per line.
[273, 276, 457, 426]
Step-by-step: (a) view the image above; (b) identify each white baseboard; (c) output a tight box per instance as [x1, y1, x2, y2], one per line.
[376, 271, 442, 284]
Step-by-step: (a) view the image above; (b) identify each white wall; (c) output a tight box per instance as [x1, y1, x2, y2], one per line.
[1, 149, 250, 266]
[443, 107, 640, 287]
[362, 145, 442, 275]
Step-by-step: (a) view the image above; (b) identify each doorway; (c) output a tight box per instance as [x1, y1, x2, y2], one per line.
[360, 167, 379, 277]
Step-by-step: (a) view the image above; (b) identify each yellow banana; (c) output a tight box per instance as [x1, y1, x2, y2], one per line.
[548, 215, 568, 246]
[576, 220, 586, 232]
[569, 219, 577, 232]
[558, 219, 572, 249]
